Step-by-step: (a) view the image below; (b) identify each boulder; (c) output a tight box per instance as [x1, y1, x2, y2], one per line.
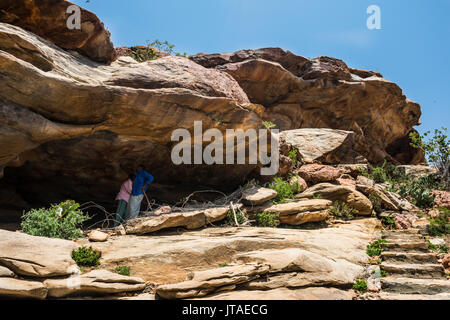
[154, 206, 172, 216]
[0, 278, 47, 300]
[156, 264, 270, 299]
[262, 199, 332, 225]
[337, 164, 369, 178]
[297, 164, 342, 184]
[0, 0, 116, 63]
[394, 213, 418, 230]
[242, 187, 278, 205]
[433, 190, 450, 209]
[296, 183, 373, 215]
[88, 230, 109, 242]
[397, 165, 439, 179]
[279, 129, 364, 164]
[124, 206, 230, 234]
[44, 270, 146, 298]
[0, 265, 14, 277]
[0, 229, 78, 278]
[443, 254, 450, 269]
[289, 176, 308, 193]
[336, 174, 356, 189]
[191, 48, 424, 165]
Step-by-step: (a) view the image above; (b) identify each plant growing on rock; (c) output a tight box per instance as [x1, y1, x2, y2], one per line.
[287, 149, 298, 164]
[410, 128, 450, 189]
[381, 215, 395, 229]
[226, 209, 247, 226]
[115, 265, 130, 276]
[427, 207, 450, 236]
[268, 178, 295, 203]
[352, 280, 368, 293]
[72, 246, 101, 267]
[330, 201, 355, 220]
[254, 212, 280, 227]
[366, 239, 387, 257]
[262, 121, 276, 129]
[21, 200, 89, 240]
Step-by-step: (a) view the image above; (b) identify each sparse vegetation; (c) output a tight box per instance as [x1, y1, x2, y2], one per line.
[115, 265, 130, 276]
[352, 280, 368, 293]
[219, 263, 228, 268]
[72, 246, 101, 267]
[287, 149, 298, 164]
[268, 178, 296, 203]
[262, 121, 277, 129]
[226, 209, 247, 226]
[366, 239, 387, 257]
[126, 39, 187, 62]
[330, 201, 355, 220]
[368, 193, 383, 214]
[21, 200, 89, 240]
[254, 212, 280, 227]
[381, 215, 395, 229]
[427, 207, 450, 236]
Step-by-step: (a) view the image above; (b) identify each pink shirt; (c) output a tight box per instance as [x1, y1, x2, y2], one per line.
[115, 179, 133, 203]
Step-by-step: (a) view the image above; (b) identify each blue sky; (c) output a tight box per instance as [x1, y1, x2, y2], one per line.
[74, 0, 450, 134]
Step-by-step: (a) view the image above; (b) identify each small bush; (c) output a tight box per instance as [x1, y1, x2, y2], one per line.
[268, 178, 295, 203]
[226, 210, 247, 226]
[262, 121, 276, 129]
[287, 149, 298, 164]
[353, 280, 368, 293]
[219, 263, 228, 268]
[427, 207, 450, 236]
[254, 212, 280, 227]
[115, 266, 130, 276]
[380, 269, 387, 278]
[330, 202, 355, 220]
[72, 246, 101, 267]
[21, 200, 89, 240]
[381, 215, 395, 229]
[366, 239, 387, 257]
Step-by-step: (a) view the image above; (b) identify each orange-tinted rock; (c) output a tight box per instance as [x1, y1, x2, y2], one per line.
[297, 164, 341, 184]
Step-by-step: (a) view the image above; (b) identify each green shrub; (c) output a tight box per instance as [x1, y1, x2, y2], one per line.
[262, 121, 276, 129]
[380, 269, 387, 278]
[353, 280, 368, 293]
[366, 239, 387, 257]
[254, 212, 280, 227]
[126, 47, 158, 62]
[427, 207, 450, 236]
[268, 178, 295, 203]
[226, 210, 247, 226]
[381, 215, 395, 228]
[115, 265, 130, 276]
[330, 202, 355, 220]
[219, 263, 228, 268]
[287, 149, 298, 164]
[21, 200, 89, 240]
[126, 39, 187, 62]
[72, 246, 101, 267]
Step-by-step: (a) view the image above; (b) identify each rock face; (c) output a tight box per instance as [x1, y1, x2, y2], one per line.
[0, 278, 48, 299]
[261, 199, 332, 225]
[279, 129, 365, 164]
[191, 48, 424, 165]
[0, 0, 116, 63]
[44, 270, 146, 298]
[297, 164, 342, 184]
[297, 183, 373, 215]
[0, 229, 78, 277]
[242, 187, 278, 205]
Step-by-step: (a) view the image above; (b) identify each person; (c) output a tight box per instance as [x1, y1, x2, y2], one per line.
[114, 174, 134, 227]
[127, 165, 154, 220]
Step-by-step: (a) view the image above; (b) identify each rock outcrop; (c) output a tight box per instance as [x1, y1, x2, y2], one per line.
[191, 48, 424, 165]
[0, 278, 48, 300]
[0, 0, 116, 63]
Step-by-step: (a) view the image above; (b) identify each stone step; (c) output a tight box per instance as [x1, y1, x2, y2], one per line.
[379, 292, 450, 300]
[383, 241, 429, 252]
[381, 277, 450, 295]
[381, 251, 438, 264]
[381, 262, 445, 278]
[381, 233, 423, 241]
[382, 229, 420, 236]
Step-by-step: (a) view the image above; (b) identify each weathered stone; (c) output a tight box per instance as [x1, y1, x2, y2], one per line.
[154, 206, 172, 216]
[44, 270, 146, 298]
[296, 183, 373, 215]
[394, 213, 418, 230]
[336, 174, 356, 189]
[0, 229, 78, 277]
[0, 278, 47, 299]
[279, 129, 364, 164]
[433, 190, 450, 208]
[88, 230, 109, 242]
[262, 199, 332, 225]
[289, 176, 308, 193]
[191, 48, 423, 165]
[443, 254, 450, 269]
[337, 164, 369, 178]
[156, 264, 270, 299]
[0, 265, 14, 277]
[204, 207, 231, 224]
[297, 164, 342, 184]
[397, 165, 439, 179]
[242, 187, 278, 205]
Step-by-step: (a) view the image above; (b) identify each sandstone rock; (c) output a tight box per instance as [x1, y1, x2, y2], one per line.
[0, 0, 116, 63]
[154, 206, 172, 216]
[337, 164, 369, 178]
[0, 278, 47, 299]
[397, 165, 439, 179]
[197, 287, 354, 300]
[242, 187, 278, 205]
[336, 174, 356, 189]
[0, 229, 78, 277]
[429, 238, 446, 247]
[114, 225, 126, 236]
[191, 48, 423, 165]
[297, 164, 342, 184]
[278, 154, 295, 177]
[289, 176, 308, 193]
[297, 183, 373, 215]
[88, 230, 109, 242]
[156, 264, 270, 299]
[262, 199, 332, 225]
[394, 213, 418, 230]
[0, 265, 14, 277]
[0, 22, 263, 205]
[44, 270, 146, 298]
[433, 190, 450, 208]
[443, 254, 450, 269]
[125, 206, 230, 234]
[279, 129, 364, 164]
